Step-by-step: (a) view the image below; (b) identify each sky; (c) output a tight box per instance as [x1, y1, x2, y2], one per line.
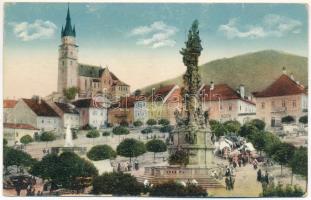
[3, 3, 308, 99]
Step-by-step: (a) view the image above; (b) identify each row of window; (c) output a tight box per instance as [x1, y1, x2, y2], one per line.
[261, 100, 297, 109]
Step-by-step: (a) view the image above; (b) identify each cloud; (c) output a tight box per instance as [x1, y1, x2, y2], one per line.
[10, 20, 57, 41]
[86, 4, 98, 13]
[130, 21, 178, 48]
[219, 14, 302, 39]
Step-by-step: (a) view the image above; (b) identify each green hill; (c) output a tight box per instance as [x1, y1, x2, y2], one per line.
[141, 50, 308, 95]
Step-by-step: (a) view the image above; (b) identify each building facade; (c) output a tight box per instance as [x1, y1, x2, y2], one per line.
[4, 123, 40, 144]
[200, 84, 256, 124]
[12, 98, 62, 134]
[253, 72, 307, 127]
[3, 99, 17, 123]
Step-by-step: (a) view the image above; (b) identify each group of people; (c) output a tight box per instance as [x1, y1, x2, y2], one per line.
[257, 169, 270, 185]
[116, 160, 139, 172]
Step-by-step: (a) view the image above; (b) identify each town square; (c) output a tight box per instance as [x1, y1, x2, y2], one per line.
[2, 2, 309, 198]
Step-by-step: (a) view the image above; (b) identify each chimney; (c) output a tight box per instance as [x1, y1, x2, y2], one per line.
[239, 84, 245, 99]
[210, 81, 214, 90]
[282, 66, 286, 74]
[290, 73, 294, 80]
[296, 81, 300, 85]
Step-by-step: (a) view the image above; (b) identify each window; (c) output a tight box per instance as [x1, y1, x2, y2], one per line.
[293, 100, 296, 108]
[229, 104, 232, 111]
[282, 100, 286, 107]
[261, 102, 265, 109]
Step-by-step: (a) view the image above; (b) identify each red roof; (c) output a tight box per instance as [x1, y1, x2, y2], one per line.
[253, 74, 306, 98]
[200, 84, 255, 105]
[150, 84, 176, 102]
[3, 100, 17, 108]
[23, 99, 60, 117]
[4, 123, 39, 130]
[115, 95, 146, 108]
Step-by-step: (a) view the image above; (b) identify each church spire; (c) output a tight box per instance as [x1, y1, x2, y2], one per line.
[62, 3, 75, 37]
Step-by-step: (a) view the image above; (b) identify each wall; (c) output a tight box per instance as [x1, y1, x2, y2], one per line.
[4, 128, 39, 143]
[12, 100, 37, 127]
[89, 107, 108, 128]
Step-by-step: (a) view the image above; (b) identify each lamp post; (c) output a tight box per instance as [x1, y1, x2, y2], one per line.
[209, 81, 214, 110]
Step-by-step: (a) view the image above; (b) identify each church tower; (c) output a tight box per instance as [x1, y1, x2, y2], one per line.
[57, 5, 79, 94]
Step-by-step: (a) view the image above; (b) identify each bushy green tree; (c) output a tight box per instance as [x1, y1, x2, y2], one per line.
[169, 149, 189, 166]
[3, 146, 36, 169]
[146, 119, 157, 126]
[238, 123, 259, 139]
[87, 145, 116, 161]
[271, 143, 295, 176]
[299, 115, 308, 124]
[102, 131, 111, 136]
[141, 127, 153, 134]
[223, 120, 241, 133]
[281, 115, 295, 124]
[63, 87, 78, 100]
[290, 147, 307, 190]
[150, 181, 207, 197]
[40, 132, 56, 147]
[86, 129, 100, 138]
[31, 152, 98, 191]
[133, 120, 143, 127]
[248, 132, 266, 155]
[117, 139, 146, 162]
[160, 125, 174, 133]
[209, 120, 227, 137]
[92, 172, 144, 196]
[250, 119, 266, 130]
[263, 132, 282, 156]
[146, 139, 167, 161]
[158, 119, 170, 126]
[20, 135, 34, 145]
[112, 126, 130, 135]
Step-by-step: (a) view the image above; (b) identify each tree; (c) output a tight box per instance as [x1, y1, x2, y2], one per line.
[160, 125, 174, 133]
[31, 152, 98, 192]
[20, 135, 34, 146]
[271, 143, 295, 176]
[86, 129, 100, 144]
[281, 115, 295, 124]
[299, 115, 307, 124]
[260, 183, 304, 197]
[169, 149, 189, 166]
[102, 131, 111, 136]
[146, 139, 167, 162]
[3, 146, 36, 169]
[63, 87, 78, 101]
[133, 120, 143, 127]
[250, 119, 266, 130]
[117, 139, 146, 162]
[238, 123, 259, 139]
[134, 89, 142, 96]
[223, 120, 241, 133]
[146, 119, 157, 126]
[40, 132, 56, 147]
[112, 126, 129, 135]
[264, 132, 282, 156]
[248, 131, 265, 155]
[149, 181, 207, 197]
[209, 120, 227, 137]
[141, 127, 153, 134]
[92, 172, 144, 196]
[158, 118, 170, 126]
[290, 147, 307, 190]
[87, 145, 116, 161]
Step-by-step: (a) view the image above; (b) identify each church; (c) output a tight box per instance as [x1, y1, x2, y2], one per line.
[56, 6, 130, 103]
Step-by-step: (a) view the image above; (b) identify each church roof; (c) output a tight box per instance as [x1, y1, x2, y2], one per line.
[253, 74, 306, 98]
[61, 6, 76, 37]
[78, 64, 102, 78]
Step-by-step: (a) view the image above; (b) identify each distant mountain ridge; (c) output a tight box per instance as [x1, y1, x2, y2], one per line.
[141, 50, 308, 96]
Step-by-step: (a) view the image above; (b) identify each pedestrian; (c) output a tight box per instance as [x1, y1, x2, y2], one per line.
[233, 161, 237, 168]
[264, 171, 269, 184]
[238, 159, 242, 167]
[117, 163, 121, 172]
[257, 169, 262, 182]
[134, 160, 139, 170]
[230, 176, 235, 190]
[225, 177, 230, 190]
[31, 188, 36, 196]
[225, 167, 230, 177]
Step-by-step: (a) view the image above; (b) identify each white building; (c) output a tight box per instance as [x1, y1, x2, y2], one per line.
[72, 98, 110, 128]
[12, 98, 62, 134]
[47, 102, 80, 128]
[4, 123, 40, 144]
[134, 96, 148, 123]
